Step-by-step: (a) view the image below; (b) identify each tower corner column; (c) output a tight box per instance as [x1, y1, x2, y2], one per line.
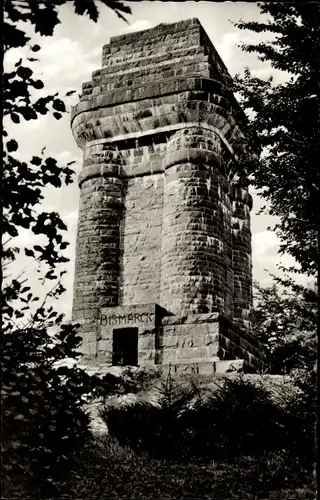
[72, 145, 124, 358]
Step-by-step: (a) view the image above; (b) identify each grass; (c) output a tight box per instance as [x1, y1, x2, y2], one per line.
[60, 437, 316, 500]
[3, 433, 316, 499]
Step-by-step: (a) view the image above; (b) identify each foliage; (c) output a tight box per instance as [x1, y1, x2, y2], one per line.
[3, 0, 131, 276]
[284, 369, 317, 468]
[252, 274, 317, 374]
[59, 437, 316, 500]
[119, 365, 162, 393]
[181, 376, 286, 461]
[234, 3, 320, 276]
[6, 368, 313, 497]
[2, 1, 131, 496]
[101, 374, 307, 462]
[1, 318, 126, 496]
[100, 370, 203, 459]
[4, 0, 130, 52]
[102, 372, 316, 477]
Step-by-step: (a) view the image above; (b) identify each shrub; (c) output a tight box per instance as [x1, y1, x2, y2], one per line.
[100, 371, 201, 459]
[180, 376, 286, 460]
[101, 373, 315, 466]
[1, 324, 122, 499]
[281, 369, 317, 469]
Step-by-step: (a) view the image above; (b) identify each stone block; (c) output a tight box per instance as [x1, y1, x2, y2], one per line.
[138, 334, 155, 350]
[138, 349, 155, 362]
[96, 340, 112, 353]
[214, 359, 244, 374]
[71, 18, 257, 372]
[163, 362, 216, 375]
[158, 334, 180, 348]
[78, 341, 97, 356]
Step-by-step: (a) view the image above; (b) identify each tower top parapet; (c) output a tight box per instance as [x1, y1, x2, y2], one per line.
[109, 18, 201, 44]
[102, 18, 231, 84]
[71, 17, 247, 147]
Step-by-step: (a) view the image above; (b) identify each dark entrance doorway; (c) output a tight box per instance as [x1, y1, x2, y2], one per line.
[112, 327, 138, 366]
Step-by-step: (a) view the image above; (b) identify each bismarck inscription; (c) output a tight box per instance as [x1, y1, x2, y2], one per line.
[100, 312, 155, 326]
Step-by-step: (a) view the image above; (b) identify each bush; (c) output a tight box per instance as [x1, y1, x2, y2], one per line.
[100, 371, 201, 459]
[281, 369, 317, 468]
[101, 373, 316, 466]
[180, 376, 285, 460]
[1, 324, 122, 499]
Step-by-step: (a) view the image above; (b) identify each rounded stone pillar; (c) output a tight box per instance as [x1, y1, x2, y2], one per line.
[220, 177, 234, 320]
[72, 146, 124, 356]
[230, 183, 253, 328]
[160, 127, 226, 315]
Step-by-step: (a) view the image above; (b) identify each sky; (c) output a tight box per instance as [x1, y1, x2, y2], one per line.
[4, 1, 307, 320]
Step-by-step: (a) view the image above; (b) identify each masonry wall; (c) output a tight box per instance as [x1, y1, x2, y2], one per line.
[120, 172, 164, 305]
[71, 18, 254, 361]
[231, 185, 253, 328]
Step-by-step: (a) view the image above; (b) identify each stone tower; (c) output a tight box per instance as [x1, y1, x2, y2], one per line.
[71, 18, 263, 374]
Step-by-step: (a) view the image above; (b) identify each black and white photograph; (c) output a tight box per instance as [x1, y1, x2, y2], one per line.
[2, 1, 318, 498]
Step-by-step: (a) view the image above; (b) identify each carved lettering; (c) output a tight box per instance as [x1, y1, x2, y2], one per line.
[134, 313, 142, 322]
[110, 315, 117, 326]
[100, 312, 155, 326]
[118, 315, 127, 325]
[100, 314, 108, 326]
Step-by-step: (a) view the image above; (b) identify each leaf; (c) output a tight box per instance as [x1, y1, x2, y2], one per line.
[52, 99, 66, 112]
[45, 157, 57, 168]
[32, 79, 44, 90]
[31, 44, 41, 52]
[53, 112, 62, 120]
[17, 66, 33, 80]
[66, 90, 76, 96]
[10, 113, 20, 124]
[45, 271, 57, 280]
[24, 248, 35, 257]
[49, 176, 62, 188]
[4, 24, 30, 48]
[6, 139, 18, 152]
[20, 107, 37, 121]
[32, 7, 61, 36]
[31, 156, 42, 166]
[100, 0, 131, 22]
[74, 0, 99, 22]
